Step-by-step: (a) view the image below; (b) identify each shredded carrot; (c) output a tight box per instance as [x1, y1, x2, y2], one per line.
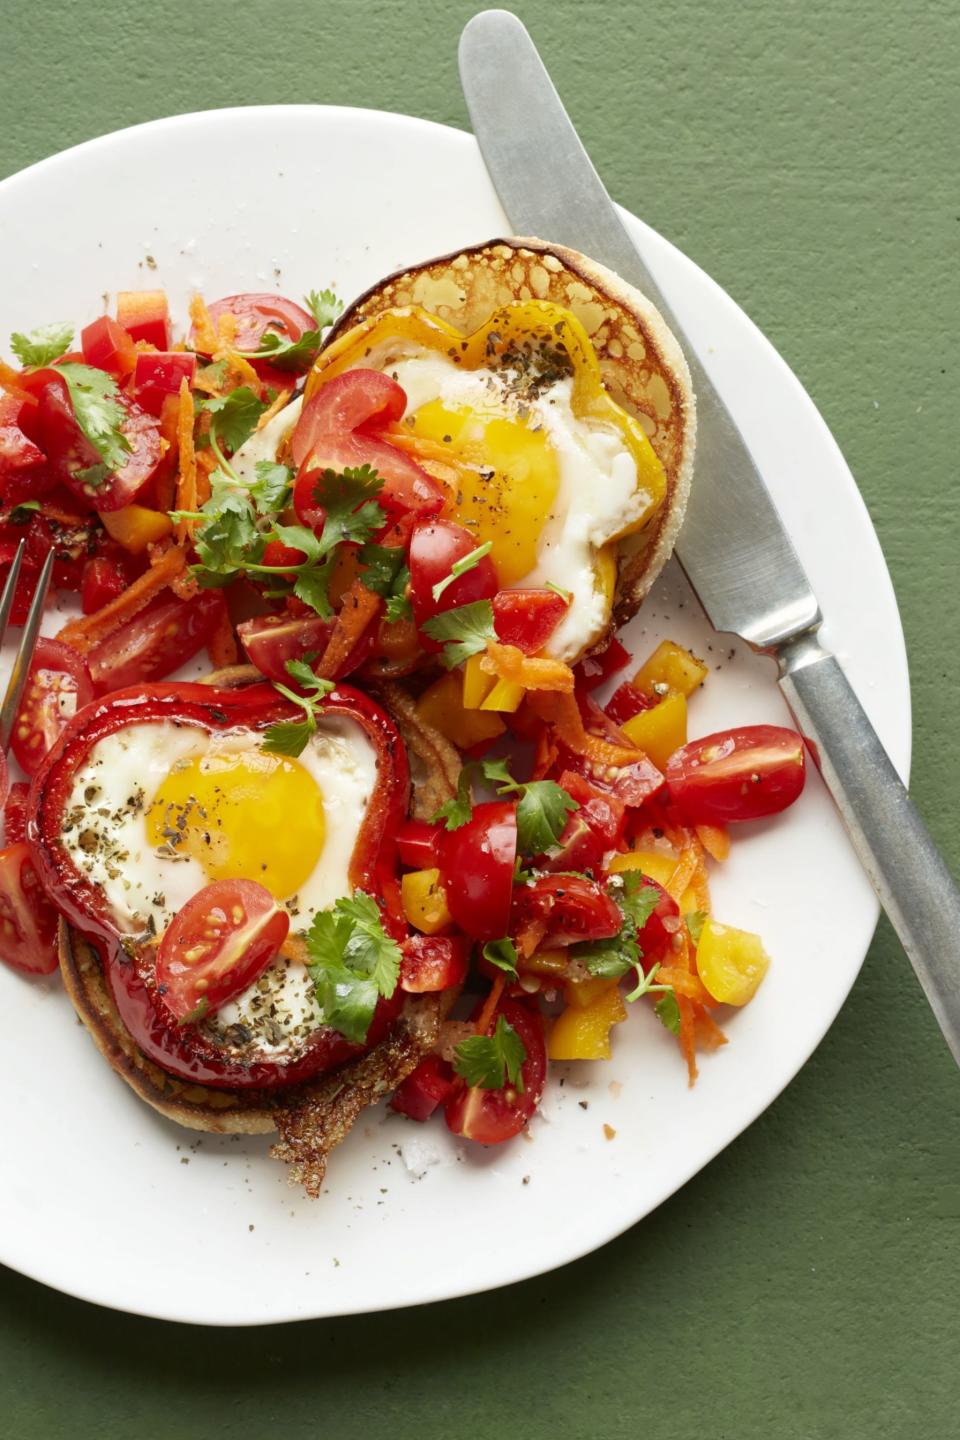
[515, 916, 548, 960]
[481, 640, 574, 694]
[256, 388, 293, 430]
[381, 427, 452, 463]
[207, 603, 239, 668]
[693, 1006, 727, 1051]
[532, 727, 559, 781]
[192, 365, 227, 397]
[656, 965, 713, 1007]
[170, 566, 199, 601]
[677, 995, 698, 1084]
[222, 349, 263, 394]
[695, 823, 730, 862]
[527, 690, 646, 770]
[174, 379, 196, 544]
[316, 579, 381, 680]
[475, 975, 507, 1036]
[665, 846, 700, 904]
[57, 545, 186, 654]
[195, 448, 216, 507]
[215, 310, 239, 352]
[189, 294, 218, 355]
[0, 360, 23, 389]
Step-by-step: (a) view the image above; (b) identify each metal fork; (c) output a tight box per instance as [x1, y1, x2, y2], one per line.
[0, 538, 56, 750]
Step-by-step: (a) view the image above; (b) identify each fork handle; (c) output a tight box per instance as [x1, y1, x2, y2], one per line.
[778, 631, 960, 1065]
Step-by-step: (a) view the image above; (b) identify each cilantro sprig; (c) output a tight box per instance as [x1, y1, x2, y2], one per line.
[234, 290, 343, 373]
[571, 872, 678, 1031]
[421, 600, 496, 669]
[431, 757, 578, 857]
[201, 387, 269, 455]
[452, 1015, 526, 1091]
[305, 892, 401, 1044]
[481, 937, 519, 979]
[358, 542, 412, 622]
[261, 660, 335, 757]
[9, 322, 74, 368]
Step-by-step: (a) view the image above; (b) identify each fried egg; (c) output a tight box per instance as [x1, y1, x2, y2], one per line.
[60, 715, 378, 1054]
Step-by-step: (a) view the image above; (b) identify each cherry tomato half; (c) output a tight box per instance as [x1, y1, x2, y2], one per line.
[0, 842, 59, 976]
[440, 800, 518, 942]
[87, 590, 225, 695]
[80, 555, 128, 614]
[492, 588, 569, 654]
[665, 724, 806, 824]
[511, 873, 622, 948]
[632, 876, 681, 967]
[444, 998, 547, 1144]
[237, 613, 333, 685]
[541, 771, 625, 873]
[10, 638, 94, 777]
[399, 934, 469, 993]
[200, 293, 316, 355]
[32, 373, 162, 512]
[408, 518, 499, 649]
[3, 782, 28, 846]
[156, 878, 290, 1021]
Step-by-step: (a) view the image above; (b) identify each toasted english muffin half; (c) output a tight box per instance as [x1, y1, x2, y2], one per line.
[326, 236, 696, 639]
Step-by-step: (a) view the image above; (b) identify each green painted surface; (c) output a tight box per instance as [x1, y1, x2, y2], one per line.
[2, 1, 958, 1435]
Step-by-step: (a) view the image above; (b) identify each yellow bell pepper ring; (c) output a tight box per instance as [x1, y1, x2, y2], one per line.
[548, 982, 627, 1061]
[695, 919, 770, 1005]
[401, 868, 453, 935]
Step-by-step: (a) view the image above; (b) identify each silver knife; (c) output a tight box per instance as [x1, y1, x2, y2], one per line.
[459, 8, 960, 1064]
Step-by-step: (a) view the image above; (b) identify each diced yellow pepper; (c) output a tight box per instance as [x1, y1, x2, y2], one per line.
[100, 504, 173, 555]
[621, 691, 687, 769]
[518, 948, 569, 978]
[608, 849, 675, 886]
[415, 671, 506, 750]
[564, 976, 620, 1008]
[462, 654, 525, 713]
[401, 868, 453, 935]
[480, 677, 525, 713]
[548, 983, 627, 1061]
[696, 919, 769, 1005]
[632, 639, 708, 700]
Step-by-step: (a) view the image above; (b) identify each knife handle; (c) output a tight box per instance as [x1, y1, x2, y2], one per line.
[778, 632, 960, 1063]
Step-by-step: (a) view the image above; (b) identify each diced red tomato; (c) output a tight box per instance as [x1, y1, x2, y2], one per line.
[292, 370, 444, 531]
[445, 998, 547, 1144]
[492, 588, 569, 654]
[199, 293, 316, 355]
[396, 820, 443, 871]
[541, 770, 626, 872]
[399, 934, 469, 993]
[390, 1053, 455, 1122]
[665, 725, 806, 824]
[236, 613, 333, 685]
[155, 878, 290, 1021]
[10, 638, 94, 776]
[632, 876, 681, 966]
[605, 681, 656, 727]
[575, 636, 631, 691]
[0, 392, 45, 478]
[440, 800, 518, 942]
[80, 316, 137, 379]
[132, 352, 197, 416]
[511, 873, 622, 948]
[408, 519, 499, 648]
[86, 590, 225, 694]
[80, 555, 128, 614]
[555, 744, 664, 808]
[116, 290, 170, 349]
[0, 842, 59, 976]
[29, 372, 162, 512]
[3, 783, 29, 846]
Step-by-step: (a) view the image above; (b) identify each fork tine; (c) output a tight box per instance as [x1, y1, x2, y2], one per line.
[0, 538, 27, 650]
[0, 545, 55, 751]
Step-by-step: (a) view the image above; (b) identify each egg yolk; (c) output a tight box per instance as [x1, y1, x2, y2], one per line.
[407, 399, 559, 586]
[146, 750, 325, 901]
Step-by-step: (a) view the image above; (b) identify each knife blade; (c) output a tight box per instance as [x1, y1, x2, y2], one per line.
[459, 8, 960, 1063]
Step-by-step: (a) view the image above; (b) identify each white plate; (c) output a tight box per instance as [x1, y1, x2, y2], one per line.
[0, 106, 909, 1325]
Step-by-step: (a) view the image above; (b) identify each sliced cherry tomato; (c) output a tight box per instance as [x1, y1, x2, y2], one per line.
[440, 800, 518, 942]
[10, 637, 94, 776]
[116, 290, 170, 349]
[492, 588, 569, 654]
[80, 316, 136, 378]
[665, 725, 806, 824]
[3, 782, 28, 845]
[87, 590, 225, 694]
[605, 681, 656, 727]
[33, 374, 162, 512]
[237, 613, 333, 685]
[396, 819, 443, 871]
[390, 1053, 455, 1122]
[292, 371, 444, 531]
[155, 878, 290, 1021]
[445, 998, 547, 1144]
[541, 771, 626, 872]
[631, 876, 681, 966]
[408, 519, 499, 648]
[399, 933, 469, 993]
[511, 873, 622, 948]
[0, 842, 59, 976]
[133, 352, 197, 416]
[80, 554, 128, 614]
[200, 293, 315, 355]
[574, 636, 631, 691]
[555, 744, 664, 808]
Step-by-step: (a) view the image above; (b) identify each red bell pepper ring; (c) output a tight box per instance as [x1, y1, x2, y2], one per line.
[28, 680, 410, 1089]
[133, 352, 198, 416]
[390, 1053, 455, 1122]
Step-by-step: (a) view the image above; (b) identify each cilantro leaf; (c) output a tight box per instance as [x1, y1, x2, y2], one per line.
[619, 873, 662, 933]
[202, 387, 268, 452]
[291, 564, 335, 618]
[513, 780, 578, 857]
[453, 1015, 526, 1091]
[261, 666, 335, 757]
[385, 584, 413, 623]
[249, 460, 293, 513]
[10, 322, 74, 368]
[578, 931, 638, 980]
[431, 541, 493, 604]
[685, 910, 707, 946]
[482, 938, 519, 978]
[257, 718, 316, 758]
[268, 522, 321, 565]
[242, 327, 324, 372]
[358, 542, 406, 596]
[421, 600, 495, 669]
[310, 465, 385, 549]
[305, 892, 401, 1044]
[431, 757, 521, 831]
[57, 363, 132, 472]
[304, 288, 344, 330]
[284, 658, 332, 694]
[654, 992, 681, 1035]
